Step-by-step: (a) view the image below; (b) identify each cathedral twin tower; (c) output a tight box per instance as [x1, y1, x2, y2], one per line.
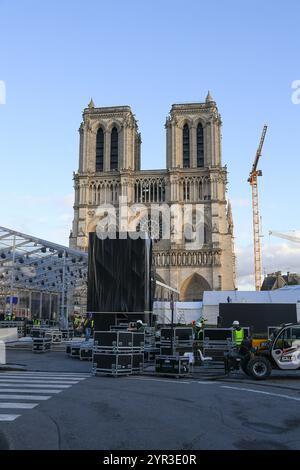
[70, 93, 236, 300]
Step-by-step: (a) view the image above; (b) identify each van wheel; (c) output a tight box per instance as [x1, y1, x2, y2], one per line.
[247, 357, 272, 380]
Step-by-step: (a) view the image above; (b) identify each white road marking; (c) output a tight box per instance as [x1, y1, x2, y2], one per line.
[0, 379, 79, 384]
[0, 383, 71, 388]
[0, 395, 51, 400]
[0, 372, 89, 423]
[221, 385, 300, 402]
[3, 373, 89, 377]
[0, 388, 62, 394]
[2, 372, 88, 377]
[0, 375, 85, 381]
[197, 381, 219, 385]
[0, 403, 38, 409]
[0, 414, 20, 421]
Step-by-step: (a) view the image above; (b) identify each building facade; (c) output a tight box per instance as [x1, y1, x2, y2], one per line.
[70, 93, 236, 300]
[261, 271, 300, 290]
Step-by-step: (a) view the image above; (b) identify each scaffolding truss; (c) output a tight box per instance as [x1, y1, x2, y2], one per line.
[0, 226, 88, 320]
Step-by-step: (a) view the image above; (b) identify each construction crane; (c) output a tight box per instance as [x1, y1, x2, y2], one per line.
[269, 230, 300, 244]
[248, 125, 268, 291]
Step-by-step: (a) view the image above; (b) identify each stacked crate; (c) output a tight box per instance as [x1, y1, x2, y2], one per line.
[156, 328, 193, 377]
[160, 327, 193, 356]
[92, 331, 144, 376]
[79, 340, 94, 360]
[61, 328, 74, 341]
[32, 329, 52, 353]
[155, 355, 190, 377]
[160, 328, 174, 356]
[144, 327, 159, 361]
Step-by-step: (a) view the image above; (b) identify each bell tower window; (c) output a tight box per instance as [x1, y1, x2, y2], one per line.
[96, 128, 104, 172]
[183, 124, 190, 168]
[110, 127, 119, 170]
[197, 123, 204, 167]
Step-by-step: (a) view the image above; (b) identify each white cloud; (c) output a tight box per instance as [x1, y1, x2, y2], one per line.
[62, 194, 74, 208]
[58, 213, 73, 222]
[0, 192, 74, 246]
[236, 240, 300, 290]
[230, 198, 250, 208]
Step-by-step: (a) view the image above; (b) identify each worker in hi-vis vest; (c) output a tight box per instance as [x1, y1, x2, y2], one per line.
[232, 320, 244, 346]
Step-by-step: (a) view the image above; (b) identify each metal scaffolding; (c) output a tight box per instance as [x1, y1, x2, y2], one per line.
[0, 226, 88, 324]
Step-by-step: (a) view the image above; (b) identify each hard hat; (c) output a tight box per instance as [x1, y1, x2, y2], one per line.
[136, 320, 143, 325]
[232, 320, 240, 326]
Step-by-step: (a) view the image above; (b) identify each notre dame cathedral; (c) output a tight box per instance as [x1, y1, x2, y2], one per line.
[70, 93, 236, 301]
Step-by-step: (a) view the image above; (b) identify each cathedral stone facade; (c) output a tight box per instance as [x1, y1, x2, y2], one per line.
[70, 93, 236, 300]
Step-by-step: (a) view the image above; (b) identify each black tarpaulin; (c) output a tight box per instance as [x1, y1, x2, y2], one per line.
[87, 233, 153, 316]
[219, 303, 297, 334]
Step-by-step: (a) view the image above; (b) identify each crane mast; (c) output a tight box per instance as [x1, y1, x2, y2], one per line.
[248, 125, 268, 291]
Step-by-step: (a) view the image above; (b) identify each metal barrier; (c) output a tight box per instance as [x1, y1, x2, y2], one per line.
[202, 328, 234, 363]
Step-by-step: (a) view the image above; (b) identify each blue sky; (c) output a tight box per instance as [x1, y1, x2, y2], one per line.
[0, 0, 299, 289]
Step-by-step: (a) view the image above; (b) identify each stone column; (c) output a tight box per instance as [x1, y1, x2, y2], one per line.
[215, 119, 222, 166]
[171, 122, 177, 168]
[123, 126, 128, 170]
[82, 124, 88, 172]
[78, 124, 84, 172]
[166, 123, 171, 169]
[211, 119, 216, 166]
[86, 125, 96, 172]
[129, 127, 135, 170]
[119, 128, 124, 169]
[204, 123, 211, 166]
[77, 181, 82, 206]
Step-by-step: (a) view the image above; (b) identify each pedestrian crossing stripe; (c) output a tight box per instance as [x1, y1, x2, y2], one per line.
[0, 414, 20, 421]
[0, 383, 71, 388]
[0, 403, 37, 409]
[0, 389, 62, 393]
[0, 371, 89, 422]
[0, 395, 51, 400]
[0, 375, 86, 380]
[0, 379, 80, 384]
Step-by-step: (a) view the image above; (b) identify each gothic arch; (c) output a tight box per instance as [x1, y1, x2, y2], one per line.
[95, 121, 108, 132]
[178, 117, 193, 129]
[180, 273, 211, 301]
[193, 117, 207, 128]
[106, 121, 122, 133]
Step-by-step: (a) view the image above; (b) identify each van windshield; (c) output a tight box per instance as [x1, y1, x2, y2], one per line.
[270, 328, 280, 341]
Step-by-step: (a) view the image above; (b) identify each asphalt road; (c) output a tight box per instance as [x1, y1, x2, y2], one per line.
[1, 350, 300, 450]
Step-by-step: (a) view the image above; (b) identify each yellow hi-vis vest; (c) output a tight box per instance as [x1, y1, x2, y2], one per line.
[233, 328, 244, 345]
